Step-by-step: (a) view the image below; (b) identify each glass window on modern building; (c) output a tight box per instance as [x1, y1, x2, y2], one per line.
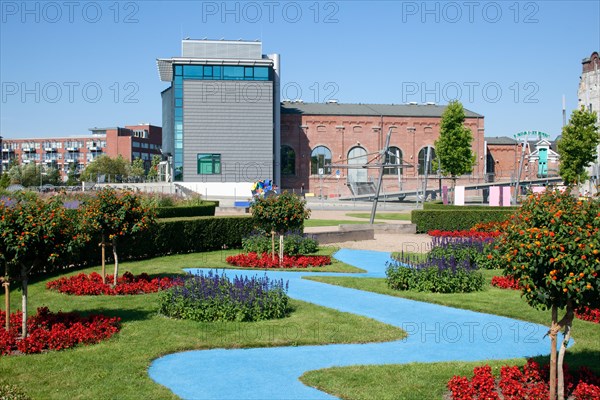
[197, 153, 221, 175]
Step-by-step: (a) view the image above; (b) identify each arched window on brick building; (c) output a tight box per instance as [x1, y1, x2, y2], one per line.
[384, 146, 403, 175]
[281, 145, 296, 176]
[347, 146, 367, 183]
[311, 146, 332, 175]
[418, 146, 436, 175]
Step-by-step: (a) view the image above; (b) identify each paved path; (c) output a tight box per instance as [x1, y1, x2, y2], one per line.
[148, 249, 551, 400]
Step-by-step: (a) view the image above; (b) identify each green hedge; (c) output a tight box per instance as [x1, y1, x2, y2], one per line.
[74, 216, 254, 266]
[156, 202, 217, 218]
[411, 209, 517, 233]
[422, 202, 520, 212]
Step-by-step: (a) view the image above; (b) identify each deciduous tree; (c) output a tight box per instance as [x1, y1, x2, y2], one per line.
[557, 107, 599, 185]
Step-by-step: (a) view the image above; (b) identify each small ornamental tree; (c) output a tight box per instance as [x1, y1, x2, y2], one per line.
[557, 107, 599, 186]
[84, 188, 155, 285]
[147, 155, 161, 181]
[0, 194, 85, 337]
[495, 190, 600, 400]
[250, 191, 310, 259]
[433, 100, 476, 199]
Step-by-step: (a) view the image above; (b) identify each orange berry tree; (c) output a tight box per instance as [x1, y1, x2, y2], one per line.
[0, 193, 86, 337]
[495, 189, 599, 400]
[84, 188, 155, 286]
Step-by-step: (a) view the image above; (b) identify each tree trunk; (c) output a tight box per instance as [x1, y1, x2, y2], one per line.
[271, 231, 276, 261]
[2, 275, 9, 331]
[549, 305, 559, 400]
[21, 266, 28, 339]
[452, 177, 457, 204]
[101, 235, 106, 284]
[112, 238, 119, 287]
[279, 234, 284, 267]
[557, 302, 574, 400]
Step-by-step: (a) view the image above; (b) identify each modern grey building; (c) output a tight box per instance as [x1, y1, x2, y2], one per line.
[157, 40, 280, 192]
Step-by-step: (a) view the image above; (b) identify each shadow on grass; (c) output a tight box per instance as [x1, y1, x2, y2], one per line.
[529, 350, 600, 374]
[77, 307, 157, 323]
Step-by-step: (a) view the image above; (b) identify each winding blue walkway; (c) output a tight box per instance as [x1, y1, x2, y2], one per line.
[149, 249, 551, 400]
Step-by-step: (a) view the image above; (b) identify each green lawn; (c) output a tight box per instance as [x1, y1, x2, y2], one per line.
[300, 271, 600, 399]
[0, 250, 401, 399]
[345, 212, 412, 221]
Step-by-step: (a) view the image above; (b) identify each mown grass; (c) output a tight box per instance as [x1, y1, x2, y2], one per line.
[345, 212, 412, 221]
[300, 270, 600, 399]
[0, 250, 400, 400]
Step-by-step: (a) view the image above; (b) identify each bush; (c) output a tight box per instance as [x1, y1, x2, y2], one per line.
[158, 272, 290, 322]
[73, 216, 254, 267]
[427, 236, 492, 269]
[242, 233, 318, 256]
[386, 263, 484, 293]
[411, 209, 517, 233]
[0, 383, 31, 400]
[156, 203, 217, 219]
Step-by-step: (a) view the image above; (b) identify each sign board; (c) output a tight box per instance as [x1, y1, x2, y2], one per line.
[318, 168, 324, 176]
[335, 170, 340, 179]
[513, 130, 549, 140]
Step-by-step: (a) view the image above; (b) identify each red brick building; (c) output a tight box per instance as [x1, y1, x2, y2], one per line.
[1, 124, 162, 181]
[280, 102, 485, 197]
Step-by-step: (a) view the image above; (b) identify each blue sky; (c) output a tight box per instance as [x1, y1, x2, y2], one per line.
[1, 1, 599, 139]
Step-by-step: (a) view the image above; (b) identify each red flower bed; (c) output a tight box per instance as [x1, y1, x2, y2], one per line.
[47, 271, 176, 295]
[428, 229, 501, 239]
[491, 275, 521, 290]
[576, 307, 600, 324]
[226, 252, 331, 268]
[0, 307, 120, 356]
[448, 359, 600, 400]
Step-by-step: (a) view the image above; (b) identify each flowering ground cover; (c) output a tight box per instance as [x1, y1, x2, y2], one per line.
[447, 359, 600, 400]
[158, 272, 290, 322]
[226, 252, 331, 268]
[46, 271, 177, 295]
[0, 307, 120, 355]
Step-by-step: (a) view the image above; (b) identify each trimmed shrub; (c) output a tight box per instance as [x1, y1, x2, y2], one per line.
[411, 209, 517, 232]
[386, 263, 484, 293]
[242, 233, 318, 256]
[158, 271, 290, 322]
[156, 202, 217, 219]
[75, 216, 254, 265]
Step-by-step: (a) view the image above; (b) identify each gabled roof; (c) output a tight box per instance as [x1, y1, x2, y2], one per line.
[485, 137, 517, 145]
[280, 102, 483, 118]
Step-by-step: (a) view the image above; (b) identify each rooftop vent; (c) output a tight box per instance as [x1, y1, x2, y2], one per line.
[326, 99, 338, 104]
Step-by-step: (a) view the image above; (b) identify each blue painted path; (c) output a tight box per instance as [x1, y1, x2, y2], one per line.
[149, 249, 552, 400]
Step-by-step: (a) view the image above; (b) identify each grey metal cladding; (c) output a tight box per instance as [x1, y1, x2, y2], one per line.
[183, 80, 274, 182]
[161, 87, 174, 155]
[182, 40, 262, 60]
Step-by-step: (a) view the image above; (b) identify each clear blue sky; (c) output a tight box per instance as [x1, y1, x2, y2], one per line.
[1, 1, 599, 139]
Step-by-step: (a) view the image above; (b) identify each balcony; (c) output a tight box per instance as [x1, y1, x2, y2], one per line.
[2, 148, 14, 153]
[66, 147, 79, 152]
[44, 147, 58, 152]
[22, 147, 36, 153]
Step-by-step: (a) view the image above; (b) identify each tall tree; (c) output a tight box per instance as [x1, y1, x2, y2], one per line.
[66, 162, 80, 186]
[80, 155, 129, 182]
[434, 101, 476, 197]
[130, 158, 146, 182]
[147, 155, 161, 181]
[557, 107, 599, 185]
